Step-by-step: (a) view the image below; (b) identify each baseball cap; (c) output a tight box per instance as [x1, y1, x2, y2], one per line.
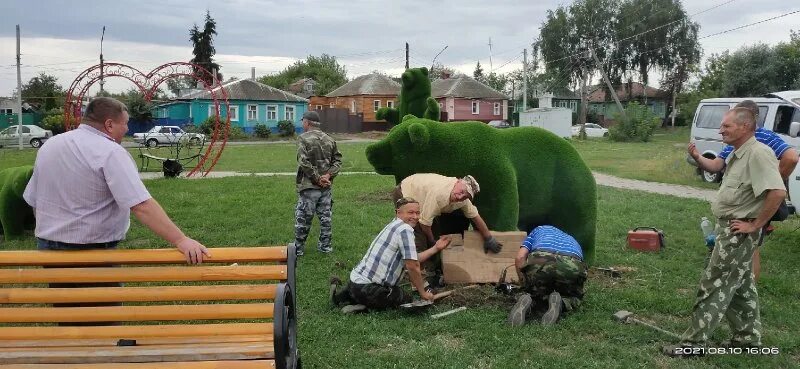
[302, 111, 321, 125]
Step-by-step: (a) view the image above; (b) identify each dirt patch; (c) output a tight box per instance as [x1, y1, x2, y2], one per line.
[442, 284, 514, 309]
[432, 333, 465, 350]
[355, 189, 393, 203]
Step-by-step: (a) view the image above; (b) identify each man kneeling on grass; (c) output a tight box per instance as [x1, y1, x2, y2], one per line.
[508, 225, 588, 326]
[330, 197, 451, 313]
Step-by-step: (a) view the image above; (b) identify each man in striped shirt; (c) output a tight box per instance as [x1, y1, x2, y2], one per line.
[330, 197, 451, 312]
[689, 100, 798, 281]
[508, 225, 587, 327]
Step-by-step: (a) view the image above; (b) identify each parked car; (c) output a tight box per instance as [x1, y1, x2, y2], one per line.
[133, 126, 206, 148]
[0, 125, 53, 148]
[571, 123, 609, 137]
[687, 91, 800, 183]
[488, 120, 511, 129]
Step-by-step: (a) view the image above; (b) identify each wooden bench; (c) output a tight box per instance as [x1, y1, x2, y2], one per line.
[0, 245, 299, 369]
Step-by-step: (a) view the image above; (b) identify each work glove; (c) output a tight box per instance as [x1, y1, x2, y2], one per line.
[483, 236, 503, 254]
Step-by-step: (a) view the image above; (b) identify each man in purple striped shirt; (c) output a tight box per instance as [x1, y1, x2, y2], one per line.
[23, 97, 209, 264]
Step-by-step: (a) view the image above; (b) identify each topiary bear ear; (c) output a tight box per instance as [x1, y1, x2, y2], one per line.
[402, 114, 418, 122]
[420, 67, 429, 76]
[408, 122, 430, 150]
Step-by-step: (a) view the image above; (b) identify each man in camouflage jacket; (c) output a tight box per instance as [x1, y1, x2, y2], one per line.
[293, 110, 343, 256]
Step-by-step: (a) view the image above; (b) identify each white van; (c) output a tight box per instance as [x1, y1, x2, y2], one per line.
[687, 91, 800, 207]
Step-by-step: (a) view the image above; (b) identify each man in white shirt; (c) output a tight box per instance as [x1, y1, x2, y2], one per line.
[24, 97, 209, 264]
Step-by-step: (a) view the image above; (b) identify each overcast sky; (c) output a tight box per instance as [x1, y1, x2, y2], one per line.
[0, 0, 798, 97]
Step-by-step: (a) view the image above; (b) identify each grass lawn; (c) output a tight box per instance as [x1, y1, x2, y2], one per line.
[1, 127, 715, 189]
[4, 175, 797, 368]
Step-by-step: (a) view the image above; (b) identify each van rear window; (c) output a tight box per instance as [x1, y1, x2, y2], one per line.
[695, 105, 730, 129]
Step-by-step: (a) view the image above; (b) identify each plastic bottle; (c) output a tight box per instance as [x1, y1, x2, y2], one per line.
[700, 217, 713, 237]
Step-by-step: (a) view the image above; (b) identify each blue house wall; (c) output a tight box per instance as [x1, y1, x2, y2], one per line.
[154, 100, 308, 134]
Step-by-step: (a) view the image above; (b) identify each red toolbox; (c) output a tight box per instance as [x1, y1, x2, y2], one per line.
[627, 227, 665, 252]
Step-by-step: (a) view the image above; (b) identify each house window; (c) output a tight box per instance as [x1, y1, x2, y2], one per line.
[316, 105, 322, 110]
[266, 105, 277, 120]
[208, 104, 220, 117]
[493, 102, 501, 115]
[351, 101, 356, 113]
[570, 101, 578, 111]
[439, 102, 444, 109]
[247, 104, 257, 121]
[329, 103, 335, 108]
[0, 109, 12, 114]
[373, 100, 381, 112]
[228, 106, 239, 121]
[285, 105, 295, 121]
[305, 83, 313, 92]
[387, 101, 394, 109]
[472, 101, 479, 114]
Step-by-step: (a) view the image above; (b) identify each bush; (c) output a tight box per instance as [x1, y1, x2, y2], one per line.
[228, 126, 247, 140]
[253, 124, 271, 139]
[41, 114, 66, 135]
[277, 120, 296, 137]
[198, 116, 219, 135]
[608, 102, 660, 142]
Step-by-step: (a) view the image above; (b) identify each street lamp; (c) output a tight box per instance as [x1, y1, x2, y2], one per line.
[430, 45, 448, 72]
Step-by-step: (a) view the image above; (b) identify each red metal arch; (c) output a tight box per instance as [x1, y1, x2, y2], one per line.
[63, 62, 229, 177]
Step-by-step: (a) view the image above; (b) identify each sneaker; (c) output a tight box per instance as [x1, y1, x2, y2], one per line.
[508, 293, 533, 327]
[341, 304, 366, 314]
[541, 291, 562, 325]
[296, 247, 304, 257]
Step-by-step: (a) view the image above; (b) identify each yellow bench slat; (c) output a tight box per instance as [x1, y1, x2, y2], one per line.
[0, 303, 274, 323]
[0, 265, 286, 284]
[0, 247, 287, 266]
[0, 323, 273, 340]
[0, 284, 277, 304]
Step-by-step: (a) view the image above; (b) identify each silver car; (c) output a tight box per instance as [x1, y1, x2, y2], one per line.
[0, 125, 53, 148]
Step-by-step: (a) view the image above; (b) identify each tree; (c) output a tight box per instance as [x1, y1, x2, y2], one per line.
[258, 54, 347, 96]
[473, 61, 484, 80]
[429, 63, 458, 80]
[190, 11, 222, 86]
[166, 77, 198, 97]
[22, 72, 63, 111]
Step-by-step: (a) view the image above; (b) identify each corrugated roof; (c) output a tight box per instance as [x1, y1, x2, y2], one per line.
[179, 79, 308, 102]
[326, 73, 400, 97]
[432, 75, 509, 99]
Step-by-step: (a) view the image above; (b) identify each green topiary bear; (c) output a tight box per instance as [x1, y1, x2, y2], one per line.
[0, 166, 35, 241]
[365, 116, 597, 263]
[376, 67, 440, 125]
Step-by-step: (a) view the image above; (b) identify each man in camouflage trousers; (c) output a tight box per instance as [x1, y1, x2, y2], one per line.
[293, 110, 342, 256]
[508, 225, 587, 327]
[665, 107, 785, 357]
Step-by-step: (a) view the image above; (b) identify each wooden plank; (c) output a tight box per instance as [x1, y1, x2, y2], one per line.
[0, 342, 274, 364]
[441, 230, 527, 284]
[0, 323, 272, 340]
[0, 360, 275, 369]
[0, 265, 287, 284]
[0, 284, 277, 304]
[0, 247, 287, 266]
[0, 336, 269, 348]
[0, 303, 273, 323]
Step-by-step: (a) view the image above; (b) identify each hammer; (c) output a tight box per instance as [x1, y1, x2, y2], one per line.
[612, 310, 681, 340]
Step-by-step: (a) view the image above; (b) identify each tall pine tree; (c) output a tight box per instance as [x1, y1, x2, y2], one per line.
[190, 11, 222, 86]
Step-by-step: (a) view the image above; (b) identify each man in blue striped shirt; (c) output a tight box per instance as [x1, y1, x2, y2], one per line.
[330, 197, 451, 312]
[689, 100, 798, 281]
[508, 225, 587, 327]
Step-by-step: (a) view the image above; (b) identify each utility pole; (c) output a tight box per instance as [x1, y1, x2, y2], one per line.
[522, 48, 527, 112]
[590, 47, 626, 119]
[488, 38, 493, 71]
[405, 42, 409, 70]
[99, 26, 105, 95]
[16, 25, 23, 150]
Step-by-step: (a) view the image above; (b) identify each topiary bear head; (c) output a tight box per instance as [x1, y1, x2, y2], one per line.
[400, 67, 431, 100]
